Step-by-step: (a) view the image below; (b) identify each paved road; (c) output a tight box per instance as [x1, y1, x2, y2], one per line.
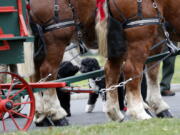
[69, 84, 180, 124]
[1, 85, 180, 132]
[67, 91, 180, 124]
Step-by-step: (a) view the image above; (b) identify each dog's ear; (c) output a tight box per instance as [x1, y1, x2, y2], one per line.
[57, 61, 79, 78]
[80, 58, 101, 72]
[80, 65, 86, 73]
[90, 59, 100, 70]
[59, 61, 72, 70]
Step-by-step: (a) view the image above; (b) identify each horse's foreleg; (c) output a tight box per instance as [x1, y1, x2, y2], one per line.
[34, 92, 46, 123]
[34, 63, 67, 125]
[34, 32, 71, 125]
[31, 66, 48, 124]
[146, 63, 172, 117]
[39, 44, 68, 124]
[105, 58, 124, 121]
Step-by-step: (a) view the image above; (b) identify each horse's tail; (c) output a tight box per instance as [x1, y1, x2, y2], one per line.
[95, 0, 109, 57]
[17, 42, 35, 77]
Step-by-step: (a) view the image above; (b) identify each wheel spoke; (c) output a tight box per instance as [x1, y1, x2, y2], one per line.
[1, 115, 6, 131]
[9, 86, 26, 100]
[0, 73, 35, 131]
[10, 110, 29, 119]
[0, 90, 3, 100]
[7, 77, 15, 98]
[8, 111, 21, 130]
[14, 101, 32, 106]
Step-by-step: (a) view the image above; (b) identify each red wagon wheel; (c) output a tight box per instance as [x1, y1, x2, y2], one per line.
[0, 72, 35, 131]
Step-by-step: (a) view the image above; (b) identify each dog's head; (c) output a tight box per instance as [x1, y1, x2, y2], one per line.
[80, 58, 100, 73]
[57, 61, 79, 78]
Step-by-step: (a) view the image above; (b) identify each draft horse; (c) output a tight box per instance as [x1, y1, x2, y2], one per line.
[97, 0, 179, 120]
[29, 0, 179, 125]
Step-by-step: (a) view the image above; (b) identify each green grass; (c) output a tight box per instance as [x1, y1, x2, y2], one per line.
[5, 119, 180, 135]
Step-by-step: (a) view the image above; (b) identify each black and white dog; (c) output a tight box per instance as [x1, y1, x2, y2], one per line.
[80, 58, 105, 112]
[80, 58, 126, 113]
[56, 61, 79, 117]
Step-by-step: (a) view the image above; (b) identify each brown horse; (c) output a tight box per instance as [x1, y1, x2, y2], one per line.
[29, 0, 98, 126]
[97, 0, 179, 120]
[29, 0, 179, 125]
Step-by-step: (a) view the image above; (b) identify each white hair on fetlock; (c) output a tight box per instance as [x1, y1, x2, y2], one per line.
[145, 72, 169, 114]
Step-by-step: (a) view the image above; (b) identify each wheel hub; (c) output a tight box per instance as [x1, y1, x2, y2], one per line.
[5, 101, 13, 110]
[0, 99, 14, 112]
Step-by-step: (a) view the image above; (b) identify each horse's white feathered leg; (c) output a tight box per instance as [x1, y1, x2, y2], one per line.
[34, 92, 46, 123]
[146, 72, 169, 114]
[43, 88, 67, 120]
[105, 95, 125, 121]
[126, 89, 151, 120]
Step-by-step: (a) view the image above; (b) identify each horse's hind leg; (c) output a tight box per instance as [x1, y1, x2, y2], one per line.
[105, 58, 124, 121]
[124, 60, 151, 120]
[122, 36, 157, 120]
[146, 63, 173, 117]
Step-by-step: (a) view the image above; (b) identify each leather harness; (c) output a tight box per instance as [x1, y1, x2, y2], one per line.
[111, 0, 178, 54]
[41, 0, 178, 54]
[110, 0, 162, 29]
[42, 0, 76, 32]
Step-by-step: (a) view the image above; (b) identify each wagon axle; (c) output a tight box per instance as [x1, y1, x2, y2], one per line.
[0, 99, 14, 112]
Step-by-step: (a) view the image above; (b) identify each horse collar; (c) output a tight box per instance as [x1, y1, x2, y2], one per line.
[123, 0, 162, 29]
[54, 0, 60, 22]
[137, 0, 143, 19]
[42, 0, 76, 32]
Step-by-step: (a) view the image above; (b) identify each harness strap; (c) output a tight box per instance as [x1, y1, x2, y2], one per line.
[151, 0, 163, 19]
[54, 0, 60, 22]
[111, 0, 127, 22]
[137, 0, 143, 19]
[42, 0, 77, 32]
[34, 24, 47, 58]
[150, 39, 167, 50]
[43, 19, 75, 32]
[124, 18, 160, 29]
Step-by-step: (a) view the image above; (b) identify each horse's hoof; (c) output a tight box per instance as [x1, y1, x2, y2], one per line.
[145, 109, 154, 117]
[53, 117, 69, 126]
[35, 117, 53, 127]
[157, 110, 173, 118]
